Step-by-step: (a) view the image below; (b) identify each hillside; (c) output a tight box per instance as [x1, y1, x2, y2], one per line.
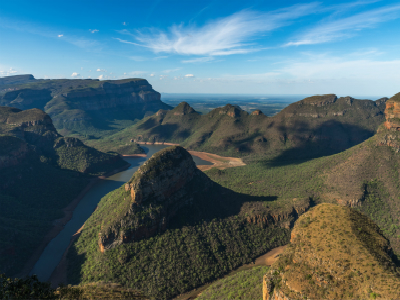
[263, 203, 400, 300]
[205, 93, 400, 259]
[0, 74, 171, 138]
[0, 106, 128, 276]
[99, 94, 387, 160]
[67, 146, 310, 299]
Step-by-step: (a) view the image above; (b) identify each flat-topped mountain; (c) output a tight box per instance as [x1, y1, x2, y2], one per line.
[102, 94, 387, 161]
[0, 106, 128, 276]
[263, 203, 400, 300]
[0, 75, 171, 138]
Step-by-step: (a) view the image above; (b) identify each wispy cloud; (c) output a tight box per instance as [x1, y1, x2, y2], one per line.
[96, 68, 106, 72]
[182, 56, 214, 63]
[117, 3, 319, 56]
[285, 4, 400, 46]
[0, 67, 18, 76]
[71, 72, 80, 77]
[90, 29, 99, 34]
[0, 17, 100, 50]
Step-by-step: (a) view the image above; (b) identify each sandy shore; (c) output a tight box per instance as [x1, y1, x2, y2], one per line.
[189, 151, 246, 171]
[174, 245, 287, 300]
[136, 142, 180, 146]
[16, 162, 131, 280]
[121, 153, 147, 157]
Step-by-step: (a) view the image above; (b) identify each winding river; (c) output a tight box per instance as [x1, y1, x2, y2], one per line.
[30, 145, 212, 282]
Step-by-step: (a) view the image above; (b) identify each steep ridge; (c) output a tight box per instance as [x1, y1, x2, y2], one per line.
[263, 203, 400, 300]
[68, 146, 310, 299]
[0, 106, 128, 276]
[104, 94, 387, 160]
[0, 75, 171, 138]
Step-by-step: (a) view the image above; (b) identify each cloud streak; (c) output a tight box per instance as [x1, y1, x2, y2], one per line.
[117, 3, 319, 56]
[285, 4, 400, 46]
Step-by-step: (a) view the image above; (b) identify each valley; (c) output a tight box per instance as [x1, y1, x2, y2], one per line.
[1, 74, 400, 300]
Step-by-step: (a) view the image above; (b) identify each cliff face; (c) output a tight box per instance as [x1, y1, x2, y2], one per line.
[0, 77, 171, 138]
[98, 146, 212, 252]
[262, 203, 400, 300]
[0, 106, 126, 175]
[376, 93, 400, 151]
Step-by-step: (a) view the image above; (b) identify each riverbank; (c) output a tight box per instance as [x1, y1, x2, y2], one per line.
[121, 153, 147, 157]
[173, 245, 287, 300]
[188, 151, 246, 171]
[17, 161, 131, 280]
[136, 141, 180, 146]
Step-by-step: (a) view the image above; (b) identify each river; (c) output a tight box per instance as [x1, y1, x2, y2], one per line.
[30, 145, 212, 282]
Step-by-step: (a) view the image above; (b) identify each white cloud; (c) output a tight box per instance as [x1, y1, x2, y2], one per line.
[96, 68, 106, 72]
[285, 4, 400, 46]
[117, 3, 318, 56]
[58, 34, 63, 37]
[88, 76, 91, 79]
[0, 67, 18, 76]
[123, 72, 127, 75]
[185, 74, 195, 78]
[150, 74, 155, 77]
[123, 22, 127, 26]
[71, 72, 80, 77]
[182, 56, 214, 63]
[90, 29, 99, 34]
[81, 67, 83, 70]
[98, 74, 104, 80]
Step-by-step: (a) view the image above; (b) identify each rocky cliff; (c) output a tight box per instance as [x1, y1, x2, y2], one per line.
[0, 106, 127, 174]
[0, 76, 171, 138]
[263, 203, 400, 300]
[111, 94, 387, 160]
[98, 146, 212, 252]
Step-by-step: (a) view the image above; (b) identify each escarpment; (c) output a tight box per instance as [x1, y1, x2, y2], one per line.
[0, 76, 171, 137]
[98, 146, 212, 252]
[263, 203, 400, 300]
[119, 94, 387, 159]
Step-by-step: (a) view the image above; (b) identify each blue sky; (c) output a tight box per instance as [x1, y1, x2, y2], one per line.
[1, 0, 400, 96]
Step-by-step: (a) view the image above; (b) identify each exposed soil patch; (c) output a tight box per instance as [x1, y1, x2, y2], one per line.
[188, 151, 246, 171]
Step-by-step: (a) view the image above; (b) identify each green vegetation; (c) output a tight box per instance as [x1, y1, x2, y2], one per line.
[0, 152, 91, 275]
[0, 107, 129, 276]
[69, 207, 288, 299]
[197, 266, 269, 300]
[267, 204, 400, 300]
[100, 95, 385, 160]
[0, 274, 147, 299]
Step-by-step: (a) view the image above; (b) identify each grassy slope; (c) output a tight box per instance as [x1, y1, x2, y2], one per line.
[197, 266, 269, 300]
[268, 203, 400, 300]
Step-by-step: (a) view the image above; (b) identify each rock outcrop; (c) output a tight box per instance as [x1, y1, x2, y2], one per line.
[377, 93, 400, 151]
[262, 203, 400, 300]
[98, 146, 212, 252]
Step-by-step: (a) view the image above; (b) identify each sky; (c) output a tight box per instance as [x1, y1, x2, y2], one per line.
[1, 0, 400, 96]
